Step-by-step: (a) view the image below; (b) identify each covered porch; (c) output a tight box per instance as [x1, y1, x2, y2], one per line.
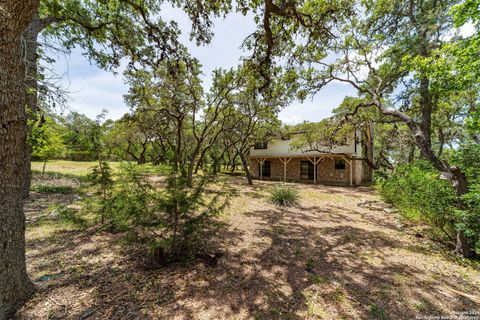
[249, 154, 358, 186]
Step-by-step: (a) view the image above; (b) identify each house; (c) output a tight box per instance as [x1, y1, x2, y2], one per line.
[249, 130, 373, 186]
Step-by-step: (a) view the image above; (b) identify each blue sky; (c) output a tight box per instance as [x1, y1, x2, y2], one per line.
[50, 7, 364, 123]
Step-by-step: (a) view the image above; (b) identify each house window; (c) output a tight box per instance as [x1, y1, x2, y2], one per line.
[259, 161, 271, 177]
[335, 160, 346, 170]
[254, 142, 268, 149]
[300, 161, 314, 180]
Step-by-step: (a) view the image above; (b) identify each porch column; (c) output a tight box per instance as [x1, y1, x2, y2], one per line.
[279, 157, 292, 182]
[340, 155, 353, 186]
[307, 157, 322, 184]
[256, 158, 267, 180]
[350, 159, 353, 186]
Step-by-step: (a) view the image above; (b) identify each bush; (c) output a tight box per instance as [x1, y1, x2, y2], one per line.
[378, 161, 457, 239]
[153, 174, 225, 260]
[378, 145, 480, 255]
[450, 144, 480, 254]
[32, 184, 75, 194]
[456, 184, 480, 254]
[93, 163, 225, 265]
[270, 185, 300, 206]
[100, 163, 152, 231]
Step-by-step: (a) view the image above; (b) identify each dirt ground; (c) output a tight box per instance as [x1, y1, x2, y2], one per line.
[16, 176, 480, 320]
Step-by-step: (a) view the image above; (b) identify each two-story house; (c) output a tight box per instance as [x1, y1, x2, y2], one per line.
[249, 130, 373, 186]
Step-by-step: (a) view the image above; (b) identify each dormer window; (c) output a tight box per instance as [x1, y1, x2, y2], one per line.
[254, 142, 268, 149]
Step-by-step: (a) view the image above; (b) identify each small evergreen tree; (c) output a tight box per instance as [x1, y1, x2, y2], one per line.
[88, 161, 114, 225]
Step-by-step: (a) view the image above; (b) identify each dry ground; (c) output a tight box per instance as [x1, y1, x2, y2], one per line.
[16, 175, 480, 320]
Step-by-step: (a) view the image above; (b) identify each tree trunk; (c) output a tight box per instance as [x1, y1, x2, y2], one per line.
[0, 1, 39, 318]
[455, 230, 473, 258]
[21, 15, 43, 199]
[377, 104, 475, 258]
[138, 153, 146, 165]
[451, 169, 475, 258]
[419, 74, 432, 151]
[437, 127, 444, 158]
[408, 144, 415, 163]
[137, 140, 148, 164]
[187, 162, 194, 185]
[240, 153, 252, 185]
[230, 151, 238, 172]
[194, 150, 206, 174]
[194, 158, 202, 174]
[172, 118, 183, 174]
[411, 125, 475, 257]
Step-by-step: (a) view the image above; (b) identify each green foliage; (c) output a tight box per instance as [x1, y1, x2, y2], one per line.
[270, 185, 300, 207]
[60, 111, 111, 161]
[56, 206, 88, 228]
[379, 152, 480, 254]
[88, 161, 114, 224]
[99, 163, 151, 231]
[103, 114, 159, 164]
[29, 115, 65, 161]
[154, 173, 224, 258]
[450, 144, 480, 252]
[378, 161, 457, 238]
[369, 303, 387, 320]
[91, 163, 225, 264]
[455, 185, 480, 253]
[88, 161, 114, 193]
[290, 119, 355, 153]
[32, 184, 74, 194]
[449, 143, 480, 182]
[48, 204, 88, 229]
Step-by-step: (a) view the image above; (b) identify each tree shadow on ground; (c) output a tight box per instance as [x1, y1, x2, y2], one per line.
[17, 180, 480, 319]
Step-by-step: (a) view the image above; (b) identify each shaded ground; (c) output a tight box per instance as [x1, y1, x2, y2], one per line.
[16, 175, 480, 319]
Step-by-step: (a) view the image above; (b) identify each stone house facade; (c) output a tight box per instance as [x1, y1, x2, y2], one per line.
[249, 131, 373, 186]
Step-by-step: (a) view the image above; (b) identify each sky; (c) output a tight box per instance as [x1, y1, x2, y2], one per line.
[51, 5, 356, 124]
[51, 5, 474, 124]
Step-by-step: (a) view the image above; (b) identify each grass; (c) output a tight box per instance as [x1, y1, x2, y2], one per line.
[311, 274, 327, 285]
[26, 204, 94, 243]
[27, 215, 79, 242]
[369, 303, 387, 320]
[32, 160, 116, 176]
[32, 160, 171, 177]
[413, 301, 426, 311]
[32, 184, 75, 194]
[331, 287, 347, 303]
[303, 290, 327, 318]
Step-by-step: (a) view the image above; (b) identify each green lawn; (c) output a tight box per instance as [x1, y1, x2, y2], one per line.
[31, 160, 169, 177]
[31, 160, 119, 176]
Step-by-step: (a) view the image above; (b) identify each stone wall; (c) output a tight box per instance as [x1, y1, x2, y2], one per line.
[250, 157, 357, 185]
[354, 159, 363, 185]
[317, 158, 351, 185]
